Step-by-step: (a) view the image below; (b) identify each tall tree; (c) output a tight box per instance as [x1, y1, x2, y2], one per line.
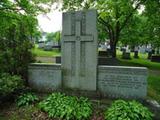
[144, 0, 160, 49]
[46, 32, 56, 42]
[62, 0, 147, 58]
[120, 14, 148, 46]
[46, 31, 61, 42]
[0, 0, 57, 79]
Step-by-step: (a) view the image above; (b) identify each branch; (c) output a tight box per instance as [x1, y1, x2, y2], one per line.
[98, 17, 113, 33]
[0, 1, 23, 12]
[0, 7, 23, 12]
[98, 17, 115, 41]
[119, 0, 147, 31]
[114, 4, 120, 44]
[0, 14, 21, 21]
[104, 26, 109, 33]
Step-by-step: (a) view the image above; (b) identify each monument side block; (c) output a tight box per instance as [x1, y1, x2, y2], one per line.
[28, 63, 62, 92]
[98, 66, 148, 98]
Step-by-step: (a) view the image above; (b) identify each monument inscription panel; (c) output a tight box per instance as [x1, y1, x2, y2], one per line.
[62, 10, 98, 90]
[98, 66, 148, 98]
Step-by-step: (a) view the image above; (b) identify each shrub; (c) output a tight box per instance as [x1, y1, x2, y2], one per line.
[104, 100, 153, 120]
[16, 93, 39, 107]
[0, 17, 36, 80]
[39, 93, 92, 120]
[0, 73, 23, 96]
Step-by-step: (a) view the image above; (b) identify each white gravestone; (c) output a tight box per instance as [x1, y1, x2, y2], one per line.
[62, 10, 98, 91]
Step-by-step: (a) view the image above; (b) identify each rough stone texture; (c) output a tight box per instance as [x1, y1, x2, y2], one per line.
[62, 10, 98, 91]
[98, 66, 148, 98]
[28, 63, 61, 92]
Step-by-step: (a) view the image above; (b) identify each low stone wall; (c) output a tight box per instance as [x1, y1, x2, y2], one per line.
[28, 64, 148, 99]
[98, 66, 148, 98]
[28, 63, 61, 92]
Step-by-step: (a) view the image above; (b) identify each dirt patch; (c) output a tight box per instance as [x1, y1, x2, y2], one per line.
[149, 69, 160, 76]
[36, 57, 55, 63]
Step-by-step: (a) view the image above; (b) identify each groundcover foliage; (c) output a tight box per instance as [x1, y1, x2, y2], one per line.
[0, 73, 23, 96]
[39, 93, 92, 120]
[105, 100, 153, 120]
[16, 93, 39, 107]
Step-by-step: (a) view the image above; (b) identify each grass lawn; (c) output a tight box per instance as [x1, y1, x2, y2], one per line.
[32, 46, 61, 57]
[148, 75, 160, 102]
[117, 50, 160, 70]
[118, 56, 160, 70]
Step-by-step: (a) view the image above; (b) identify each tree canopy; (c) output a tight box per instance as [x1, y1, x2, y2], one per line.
[63, 0, 160, 57]
[62, 0, 149, 57]
[46, 31, 61, 42]
[0, 0, 57, 78]
[144, 0, 160, 48]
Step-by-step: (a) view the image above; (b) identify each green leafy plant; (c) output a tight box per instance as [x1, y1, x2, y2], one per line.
[105, 100, 153, 120]
[0, 73, 23, 96]
[39, 93, 92, 120]
[17, 93, 39, 107]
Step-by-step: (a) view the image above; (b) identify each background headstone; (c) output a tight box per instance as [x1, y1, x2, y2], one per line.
[62, 10, 98, 91]
[44, 44, 53, 51]
[134, 46, 139, 58]
[38, 41, 45, 48]
[139, 46, 146, 54]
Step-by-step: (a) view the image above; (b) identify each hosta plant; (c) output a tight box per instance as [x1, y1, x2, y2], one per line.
[39, 93, 92, 120]
[105, 100, 153, 120]
[17, 93, 39, 107]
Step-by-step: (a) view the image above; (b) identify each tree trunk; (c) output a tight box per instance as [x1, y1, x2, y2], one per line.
[109, 30, 119, 58]
[110, 40, 117, 58]
[156, 47, 159, 54]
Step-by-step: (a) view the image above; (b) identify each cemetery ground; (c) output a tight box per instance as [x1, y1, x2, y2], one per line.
[0, 49, 159, 120]
[1, 0, 160, 119]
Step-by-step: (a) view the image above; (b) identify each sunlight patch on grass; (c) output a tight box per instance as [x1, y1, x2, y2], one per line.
[32, 47, 61, 57]
[117, 51, 160, 70]
[148, 75, 160, 102]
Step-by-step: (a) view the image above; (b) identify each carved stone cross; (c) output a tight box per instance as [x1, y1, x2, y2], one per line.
[62, 10, 97, 91]
[63, 20, 93, 80]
